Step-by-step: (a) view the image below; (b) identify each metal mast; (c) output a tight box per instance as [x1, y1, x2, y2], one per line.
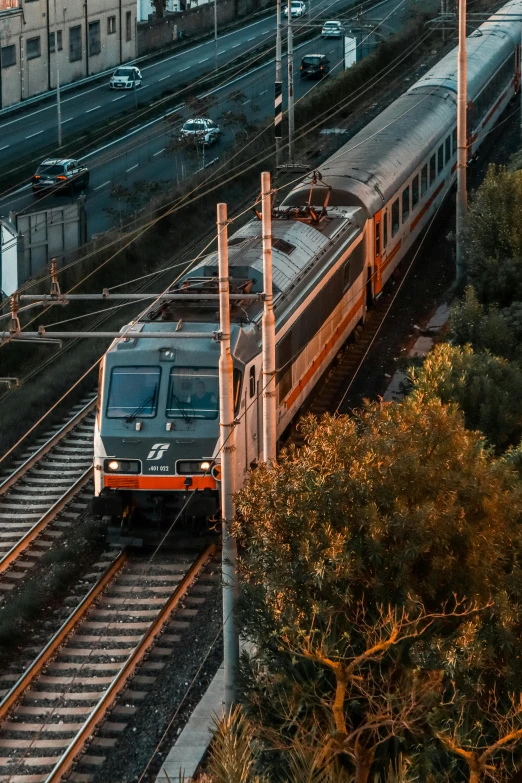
[456, 0, 467, 286]
[261, 172, 277, 462]
[217, 202, 239, 713]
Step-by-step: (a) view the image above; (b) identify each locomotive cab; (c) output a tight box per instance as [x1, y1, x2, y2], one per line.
[93, 320, 245, 543]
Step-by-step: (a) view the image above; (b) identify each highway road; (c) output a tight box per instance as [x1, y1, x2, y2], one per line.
[0, 0, 409, 238]
[0, 0, 364, 166]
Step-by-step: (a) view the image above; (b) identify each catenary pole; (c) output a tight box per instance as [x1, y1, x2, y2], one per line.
[217, 202, 239, 714]
[275, 0, 282, 166]
[287, 0, 294, 163]
[261, 172, 277, 463]
[456, 0, 467, 286]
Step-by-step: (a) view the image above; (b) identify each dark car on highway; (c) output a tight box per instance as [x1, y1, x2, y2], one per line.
[32, 158, 90, 197]
[300, 54, 330, 79]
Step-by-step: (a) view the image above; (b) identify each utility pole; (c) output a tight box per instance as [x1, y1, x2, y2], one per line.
[275, 0, 282, 166]
[456, 0, 467, 287]
[217, 202, 239, 714]
[287, 0, 294, 163]
[261, 172, 277, 463]
[214, 0, 218, 71]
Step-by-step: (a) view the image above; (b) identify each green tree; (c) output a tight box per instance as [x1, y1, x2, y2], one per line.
[464, 165, 522, 305]
[235, 398, 522, 781]
[409, 342, 522, 452]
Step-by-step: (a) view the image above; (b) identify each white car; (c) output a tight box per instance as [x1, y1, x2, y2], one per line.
[109, 66, 142, 90]
[179, 118, 220, 145]
[321, 20, 343, 38]
[284, 1, 306, 17]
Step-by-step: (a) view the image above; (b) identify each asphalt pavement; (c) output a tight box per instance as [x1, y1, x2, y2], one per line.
[0, 0, 409, 236]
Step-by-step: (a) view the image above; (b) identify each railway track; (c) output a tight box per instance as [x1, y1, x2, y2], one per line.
[0, 396, 96, 592]
[0, 543, 216, 783]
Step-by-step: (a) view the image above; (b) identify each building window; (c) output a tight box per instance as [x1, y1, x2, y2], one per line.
[421, 164, 428, 196]
[402, 186, 410, 223]
[391, 199, 399, 236]
[107, 15, 116, 34]
[26, 37, 41, 59]
[126, 11, 132, 42]
[49, 30, 63, 53]
[69, 25, 82, 62]
[445, 135, 451, 164]
[88, 21, 101, 55]
[437, 144, 444, 174]
[1, 44, 16, 68]
[429, 154, 436, 186]
[412, 174, 419, 209]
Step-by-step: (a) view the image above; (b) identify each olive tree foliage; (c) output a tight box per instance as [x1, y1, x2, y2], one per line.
[450, 287, 522, 363]
[234, 397, 522, 782]
[409, 342, 522, 452]
[463, 165, 522, 306]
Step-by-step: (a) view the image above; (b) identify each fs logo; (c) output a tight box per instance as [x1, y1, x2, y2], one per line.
[147, 443, 170, 461]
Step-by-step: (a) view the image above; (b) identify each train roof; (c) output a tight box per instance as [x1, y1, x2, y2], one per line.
[282, 0, 522, 216]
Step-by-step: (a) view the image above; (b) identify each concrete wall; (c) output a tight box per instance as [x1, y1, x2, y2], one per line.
[0, 0, 137, 108]
[138, 0, 273, 55]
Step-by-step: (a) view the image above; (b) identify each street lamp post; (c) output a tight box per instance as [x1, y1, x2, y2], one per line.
[275, 0, 282, 167]
[287, 0, 294, 163]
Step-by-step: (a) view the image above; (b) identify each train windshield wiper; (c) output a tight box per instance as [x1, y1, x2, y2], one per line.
[170, 392, 193, 424]
[125, 388, 157, 422]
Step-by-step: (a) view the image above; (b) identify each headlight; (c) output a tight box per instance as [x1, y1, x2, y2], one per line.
[104, 459, 141, 474]
[176, 460, 214, 475]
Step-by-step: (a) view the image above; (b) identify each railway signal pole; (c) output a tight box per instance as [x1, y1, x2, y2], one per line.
[261, 172, 277, 462]
[275, 0, 283, 167]
[287, 0, 295, 163]
[456, 0, 467, 287]
[216, 202, 239, 714]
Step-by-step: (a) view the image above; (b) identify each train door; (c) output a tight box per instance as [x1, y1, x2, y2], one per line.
[374, 210, 383, 296]
[244, 363, 259, 471]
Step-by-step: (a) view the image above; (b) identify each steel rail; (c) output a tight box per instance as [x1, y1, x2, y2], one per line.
[44, 543, 216, 783]
[0, 396, 96, 495]
[0, 550, 127, 720]
[0, 466, 93, 574]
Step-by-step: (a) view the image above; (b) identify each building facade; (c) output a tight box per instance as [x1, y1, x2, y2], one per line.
[0, 0, 137, 108]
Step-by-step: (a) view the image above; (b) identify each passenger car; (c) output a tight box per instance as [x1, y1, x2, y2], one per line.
[284, 1, 306, 17]
[300, 54, 330, 78]
[109, 66, 142, 90]
[179, 118, 220, 145]
[32, 159, 90, 197]
[321, 20, 343, 37]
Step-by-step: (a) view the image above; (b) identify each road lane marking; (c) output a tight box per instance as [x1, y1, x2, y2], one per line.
[126, 164, 139, 172]
[85, 105, 102, 113]
[26, 130, 44, 138]
[180, 66, 190, 71]
[242, 99, 251, 105]
[153, 148, 165, 156]
[159, 75, 170, 81]
[199, 57, 210, 63]
[94, 180, 111, 190]
[247, 36, 256, 40]
[260, 89, 267, 95]
[0, 145, 10, 151]
[112, 95, 126, 101]
[232, 43, 241, 47]
[62, 118, 74, 124]
[218, 50, 226, 54]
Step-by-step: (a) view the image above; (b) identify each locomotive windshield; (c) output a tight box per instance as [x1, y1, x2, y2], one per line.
[106, 366, 161, 418]
[167, 367, 219, 420]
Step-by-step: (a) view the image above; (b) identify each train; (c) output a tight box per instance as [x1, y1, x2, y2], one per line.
[92, 0, 522, 538]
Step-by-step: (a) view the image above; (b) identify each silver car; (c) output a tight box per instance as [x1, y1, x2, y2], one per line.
[321, 20, 343, 38]
[109, 66, 142, 90]
[179, 118, 220, 145]
[284, 1, 306, 17]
